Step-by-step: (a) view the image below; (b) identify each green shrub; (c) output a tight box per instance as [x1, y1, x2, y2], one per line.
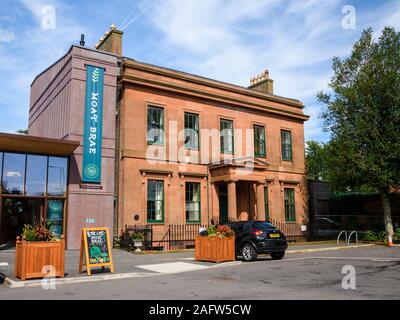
[393, 228, 400, 241]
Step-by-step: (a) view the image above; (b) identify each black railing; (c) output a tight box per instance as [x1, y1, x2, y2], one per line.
[267, 218, 304, 242]
[153, 224, 208, 251]
[115, 225, 153, 250]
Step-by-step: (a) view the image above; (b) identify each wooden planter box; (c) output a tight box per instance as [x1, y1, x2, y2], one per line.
[195, 235, 235, 263]
[15, 236, 65, 280]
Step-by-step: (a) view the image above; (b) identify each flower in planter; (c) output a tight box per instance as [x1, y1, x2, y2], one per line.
[131, 231, 145, 242]
[21, 223, 58, 242]
[205, 225, 234, 238]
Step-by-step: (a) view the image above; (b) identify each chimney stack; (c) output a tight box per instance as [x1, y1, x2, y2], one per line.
[95, 24, 123, 56]
[248, 68, 274, 95]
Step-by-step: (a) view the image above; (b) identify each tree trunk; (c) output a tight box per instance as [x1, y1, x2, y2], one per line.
[380, 192, 394, 243]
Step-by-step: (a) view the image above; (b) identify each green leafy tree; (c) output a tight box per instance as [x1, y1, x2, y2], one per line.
[318, 27, 400, 242]
[305, 141, 327, 181]
[16, 129, 28, 135]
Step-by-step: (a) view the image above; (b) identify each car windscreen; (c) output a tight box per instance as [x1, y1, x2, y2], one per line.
[253, 222, 276, 230]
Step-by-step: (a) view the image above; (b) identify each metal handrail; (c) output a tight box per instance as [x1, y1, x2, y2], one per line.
[337, 230, 348, 244]
[347, 231, 358, 245]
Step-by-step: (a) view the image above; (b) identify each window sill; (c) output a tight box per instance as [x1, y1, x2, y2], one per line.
[186, 221, 201, 224]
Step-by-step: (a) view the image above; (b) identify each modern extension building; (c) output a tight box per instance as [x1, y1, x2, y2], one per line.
[0, 25, 309, 250]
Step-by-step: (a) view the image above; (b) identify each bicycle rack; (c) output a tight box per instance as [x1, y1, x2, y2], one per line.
[347, 231, 358, 245]
[337, 231, 348, 244]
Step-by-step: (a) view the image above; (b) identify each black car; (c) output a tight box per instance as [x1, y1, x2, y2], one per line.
[225, 221, 288, 262]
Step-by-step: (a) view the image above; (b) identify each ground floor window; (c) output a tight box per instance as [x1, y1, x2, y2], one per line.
[0, 197, 65, 245]
[264, 187, 269, 220]
[147, 180, 164, 223]
[284, 188, 296, 222]
[185, 182, 200, 223]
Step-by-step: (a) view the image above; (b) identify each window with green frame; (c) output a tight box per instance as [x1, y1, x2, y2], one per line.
[284, 188, 296, 222]
[184, 112, 199, 149]
[147, 106, 164, 144]
[281, 130, 292, 161]
[220, 119, 234, 154]
[254, 125, 266, 157]
[147, 180, 164, 222]
[264, 187, 269, 220]
[185, 182, 200, 223]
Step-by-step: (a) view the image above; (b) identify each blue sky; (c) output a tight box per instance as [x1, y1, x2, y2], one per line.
[0, 0, 399, 142]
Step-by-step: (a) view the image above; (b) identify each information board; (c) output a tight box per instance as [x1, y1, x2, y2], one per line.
[79, 227, 114, 276]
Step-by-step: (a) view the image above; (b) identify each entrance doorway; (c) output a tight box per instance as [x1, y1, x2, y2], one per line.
[0, 198, 44, 245]
[219, 184, 228, 223]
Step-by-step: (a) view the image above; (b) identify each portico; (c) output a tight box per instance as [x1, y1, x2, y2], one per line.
[210, 157, 270, 223]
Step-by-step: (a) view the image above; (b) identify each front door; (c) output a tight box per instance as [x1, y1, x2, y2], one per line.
[219, 184, 228, 223]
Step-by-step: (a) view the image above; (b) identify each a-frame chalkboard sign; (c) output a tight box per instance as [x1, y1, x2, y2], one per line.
[79, 227, 114, 276]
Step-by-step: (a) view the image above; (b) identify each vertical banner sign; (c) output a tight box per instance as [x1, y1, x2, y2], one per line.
[82, 65, 104, 183]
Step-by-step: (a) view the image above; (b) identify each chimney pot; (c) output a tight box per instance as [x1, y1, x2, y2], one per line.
[80, 34, 85, 46]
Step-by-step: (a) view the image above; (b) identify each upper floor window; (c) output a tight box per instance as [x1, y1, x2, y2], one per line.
[220, 119, 234, 154]
[185, 182, 201, 223]
[281, 130, 292, 161]
[184, 112, 199, 150]
[254, 125, 266, 157]
[147, 106, 164, 145]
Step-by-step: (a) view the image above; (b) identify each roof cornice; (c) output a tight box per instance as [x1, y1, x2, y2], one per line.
[121, 74, 309, 121]
[122, 59, 304, 108]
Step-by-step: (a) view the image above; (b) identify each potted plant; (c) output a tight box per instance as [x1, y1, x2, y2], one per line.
[131, 231, 145, 251]
[195, 225, 235, 263]
[15, 223, 65, 280]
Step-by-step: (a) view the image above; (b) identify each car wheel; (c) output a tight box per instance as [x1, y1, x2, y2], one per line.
[241, 244, 257, 262]
[270, 251, 285, 260]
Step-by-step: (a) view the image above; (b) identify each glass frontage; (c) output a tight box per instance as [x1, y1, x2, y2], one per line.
[284, 188, 296, 222]
[26, 155, 47, 196]
[220, 119, 234, 154]
[184, 113, 199, 149]
[147, 106, 164, 145]
[147, 180, 164, 223]
[254, 125, 266, 157]
[281, 130, 293, 161]
[185, 182, 200, 223]
[2, 153, 26, 195]
[47, 199, 64, 239]
[48, 157, 68, 196]
[0, 152, 68, 244]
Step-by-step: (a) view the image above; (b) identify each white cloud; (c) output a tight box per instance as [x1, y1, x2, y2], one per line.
[0, 29, 15, 42]
[0, 0, 86, 133]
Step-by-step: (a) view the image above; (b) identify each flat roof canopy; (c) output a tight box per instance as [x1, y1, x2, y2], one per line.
[0, 132, 80, 156]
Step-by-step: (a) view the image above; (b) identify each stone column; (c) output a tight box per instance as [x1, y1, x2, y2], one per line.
[228, 181, 237, 221]
[256, 182, 265, 221]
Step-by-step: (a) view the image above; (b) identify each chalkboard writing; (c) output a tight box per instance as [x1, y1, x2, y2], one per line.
[79, 227, 114, 276]
[86, 229, 110, 264]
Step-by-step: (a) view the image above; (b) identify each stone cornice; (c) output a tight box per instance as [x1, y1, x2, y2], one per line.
[121, 59, 310, 122]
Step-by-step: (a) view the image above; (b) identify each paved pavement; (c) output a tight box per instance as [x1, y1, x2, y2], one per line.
[0, 242, 362, 283]
[1, 244, 399, 299]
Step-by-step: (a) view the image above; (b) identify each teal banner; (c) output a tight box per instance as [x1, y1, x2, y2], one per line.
[82, 65, 104, 183]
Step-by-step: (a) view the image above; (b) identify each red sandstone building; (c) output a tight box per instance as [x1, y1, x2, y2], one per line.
[0, 26, 309, 249]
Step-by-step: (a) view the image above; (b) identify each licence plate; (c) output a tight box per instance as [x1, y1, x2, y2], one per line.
[269, 233, 280, 238]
